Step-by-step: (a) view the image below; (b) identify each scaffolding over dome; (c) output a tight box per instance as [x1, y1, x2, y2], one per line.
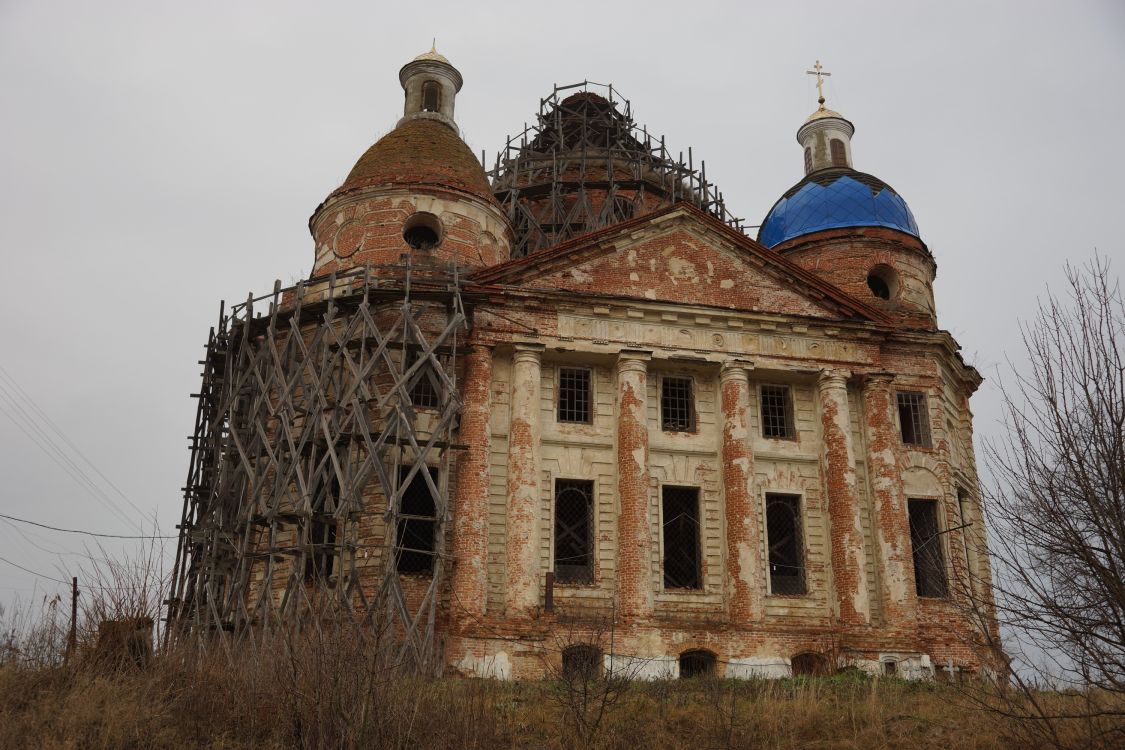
[488, 82, 745, 258]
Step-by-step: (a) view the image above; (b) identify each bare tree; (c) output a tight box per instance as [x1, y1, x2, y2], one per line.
[978, 256, 1125, 747]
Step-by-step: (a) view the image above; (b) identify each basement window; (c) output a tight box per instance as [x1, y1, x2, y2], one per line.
[561, 644, 602, 680]
[396, 467, 438, 574]
[554, 479, 594, 584]
[557, 367, 592, 423]
[896, 391, 933, 448]
[660, 376, 695, 432]
[766, 493, 805, 595]
[305, 477, 338, 582]
[679, 649, 716, 679]
[791, 652, 832, 677]
[662, 486, 701, 590]
[909, 499, 948, 598]
[760, 384, 795, 440]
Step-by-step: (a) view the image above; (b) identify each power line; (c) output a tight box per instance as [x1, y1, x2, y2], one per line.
[0, 513, 174, 540]
[0, 553, 68, 585]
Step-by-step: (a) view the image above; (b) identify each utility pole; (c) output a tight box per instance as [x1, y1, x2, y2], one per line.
[67, 576, 78, 660]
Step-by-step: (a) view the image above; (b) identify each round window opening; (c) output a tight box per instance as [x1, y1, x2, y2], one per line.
[403, 212, 442, 251]
[866, 265, 898, 301]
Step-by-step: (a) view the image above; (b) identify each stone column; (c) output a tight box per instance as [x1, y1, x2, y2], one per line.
[505, 343, 543, 615]
[451, 344, 492, 621]
[861, 373, 917, 627]
[616, 350, 653, 620]
[720, 361, 763, 623]
[818, 369, 871, 625]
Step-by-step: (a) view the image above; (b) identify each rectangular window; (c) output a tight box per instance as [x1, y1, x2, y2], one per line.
[407, 348, 441, 409]
[760, 385, 795, 440]
[897, 391, 932, 448]
[661, 376, 695, 432]
[305, 478, 338, 581]
[909, 499, 947, 597]
[765, 493, 805, 594]
[396, 466, 438, 574]
[557, 367, 592, 423]
[662, 486, 701, 589]
[554, 479, 594, 584]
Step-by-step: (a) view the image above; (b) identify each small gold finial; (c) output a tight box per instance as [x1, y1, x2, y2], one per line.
[806, 59, 832, 109]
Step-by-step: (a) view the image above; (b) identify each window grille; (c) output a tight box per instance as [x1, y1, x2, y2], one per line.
[766, 493, 805, 594]
[407, 349, 441, 409]
[678, 649, 716, 678]
[896, 391, 932, 448]
[396, 467, 438, 574]
[662, 486, 701, 589]
[305, 478, 338, 581]
[554, 479, 594, 584]
[561, 644, 602, 680]
[557, 367, 592, 423]
[760, 385, 795, 439]
[661, 376, 695, 432]
[830, 138, 847, 166]
[909, 499, 947, 597]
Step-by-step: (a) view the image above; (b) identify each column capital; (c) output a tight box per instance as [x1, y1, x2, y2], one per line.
[720, 360, 753, 385]
[818, 368, 851, 390]
[467, 342, 495, 355]
[860, 371, 896, 389]
[512, 342, 544, 365]
[616, 349, 652, 374]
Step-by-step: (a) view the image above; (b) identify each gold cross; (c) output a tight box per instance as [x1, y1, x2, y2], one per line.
[806, 60, 831, 105]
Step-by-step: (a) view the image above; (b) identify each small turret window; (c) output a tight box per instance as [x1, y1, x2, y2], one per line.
[830, 138, 847, 167]
[803, 147, 813, 175]
[403, 212, 443, 250]
[867, 265, 898, 300]
[422, 81, 441, 112]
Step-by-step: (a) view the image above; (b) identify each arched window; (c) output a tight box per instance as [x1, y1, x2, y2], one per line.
[830, 138, 847, 167]
[422, 81, 441, 112]
[803, 147, 813, 174]
[679, 649, 716, 678]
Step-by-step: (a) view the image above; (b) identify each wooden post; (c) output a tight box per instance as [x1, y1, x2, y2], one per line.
[67, 576, 77, 659]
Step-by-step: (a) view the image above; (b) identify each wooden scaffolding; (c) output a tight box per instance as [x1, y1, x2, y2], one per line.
[167, 260, 466, 674]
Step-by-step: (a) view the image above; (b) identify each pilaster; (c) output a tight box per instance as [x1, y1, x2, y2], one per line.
[505, 343, 543, 615]
[616, 350, 653, 620]
[720, 361, 763, 622]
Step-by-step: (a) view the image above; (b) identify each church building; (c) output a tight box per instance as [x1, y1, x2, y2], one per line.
[169, 50, 995, 681]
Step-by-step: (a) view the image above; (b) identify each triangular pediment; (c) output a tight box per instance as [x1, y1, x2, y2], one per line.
[471, 204, 889, 323]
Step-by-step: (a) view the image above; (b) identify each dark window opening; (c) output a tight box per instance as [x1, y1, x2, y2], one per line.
[305, 477, 338, 581]
[396, 467, 438, 574]
[867, 273, 891, 299]
[679, 649, 716, 679]
[561, 644, 602, 680]
[909, 499, 948, 597]
[661, 376, 695, 432]
[803, 147, 813, 175]
[662, 486, 701, 590]
[404, 224, 439, 250]
[830, 138, 847, 167]
[407, 348, 441, 409]
[897, 391, 932, 448]
[766, 493, 805, 595]
[883, 660, 897, 677]
[421, 80, 441, 112]
[554, 479, 594, 584]
[760, 385, 795, 440]
[557, 367, 592, 423]
[791, 652, 832, 677]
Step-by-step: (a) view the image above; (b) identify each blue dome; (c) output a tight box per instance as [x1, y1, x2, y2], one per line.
[758, 168, 920, 249]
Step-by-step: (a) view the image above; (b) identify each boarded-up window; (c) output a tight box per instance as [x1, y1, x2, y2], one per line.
[760, 384, 795, 439]
[766, 493, 805, 594]
[396, 467, 438, 574]
[557, 367, 592, 423]
[305, 477, 338, 581]
[909, 499, 947, 597]
[554, 479, 593, 584]
[421, 80, 441, 112]
[661, 376, 695, 432]
[897, 391, 933, 448]
[830, 138, 847, 166]
[662, 486, 701, 589]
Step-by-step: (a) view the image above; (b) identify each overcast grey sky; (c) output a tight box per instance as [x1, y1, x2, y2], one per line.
[1, 1, 1122, 611]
